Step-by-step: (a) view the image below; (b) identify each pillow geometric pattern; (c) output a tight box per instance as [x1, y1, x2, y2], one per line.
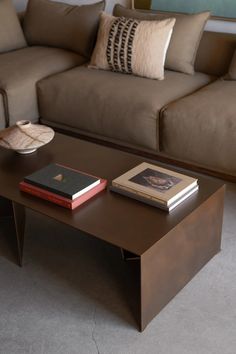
[90, 13, 176, 80]
[107, 17, 139, 74]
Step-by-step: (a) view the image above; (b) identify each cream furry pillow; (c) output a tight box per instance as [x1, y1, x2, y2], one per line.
[90, 13, 176, 80]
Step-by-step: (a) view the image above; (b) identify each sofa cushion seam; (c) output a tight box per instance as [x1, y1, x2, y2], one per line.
[158, 78, 216, 152]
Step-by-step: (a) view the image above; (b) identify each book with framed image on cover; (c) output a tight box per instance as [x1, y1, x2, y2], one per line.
[110, 162, 198, 211]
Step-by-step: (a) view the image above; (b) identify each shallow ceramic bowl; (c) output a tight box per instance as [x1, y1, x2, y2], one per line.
[0, 120, 55, 154]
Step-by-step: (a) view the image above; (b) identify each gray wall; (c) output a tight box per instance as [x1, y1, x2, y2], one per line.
[206, 19, 236, 34]
[13, 0, 130, 13]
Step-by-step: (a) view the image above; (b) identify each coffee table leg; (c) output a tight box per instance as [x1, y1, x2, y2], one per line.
[12, 202, 26, 267]
[0, 197, 25, 267]
[138, 186, 225, 331]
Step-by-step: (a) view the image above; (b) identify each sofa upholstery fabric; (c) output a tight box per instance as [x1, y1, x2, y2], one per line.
[24, 0, 105, 59]
[0, 0, 27, 53]
[17, 11, 25, 26]
[113, 4, 164, 20]
[0, 46, 85, 127]
[227, 50, 236, 80]
[0, 92, 6, 129]
[90, 12, 175, 79]
[195, 32, 236, 76]
[161, 80, 236, 175]
[113, 5, 210, 75]
[38, 66, 212, 151]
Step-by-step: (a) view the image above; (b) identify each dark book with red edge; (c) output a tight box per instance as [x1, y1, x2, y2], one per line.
[24, 163, 100, 200]
[19, 179, 107, 210]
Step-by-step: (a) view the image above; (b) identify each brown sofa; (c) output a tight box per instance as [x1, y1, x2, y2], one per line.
[0, 0, 104, 128]
[38, 30, 236, 179]
[1, 1, 236, 180]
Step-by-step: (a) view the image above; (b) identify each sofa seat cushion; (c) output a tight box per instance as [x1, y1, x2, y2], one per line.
[160, 80, 236, 175]
[0, 46, 86, 127]
[0, 92, 6, 129]
[38, 66, 212, 151]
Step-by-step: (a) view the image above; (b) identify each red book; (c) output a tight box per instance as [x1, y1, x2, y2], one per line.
[19, 179, 107, 210]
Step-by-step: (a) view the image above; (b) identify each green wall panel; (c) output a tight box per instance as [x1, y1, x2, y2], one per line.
[151, 0, 236, 18]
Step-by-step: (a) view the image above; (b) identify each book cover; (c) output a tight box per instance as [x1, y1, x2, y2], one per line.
[20, 179, 107, 210]
[24, 163, 100, 200]
[112, 162, 198, 205]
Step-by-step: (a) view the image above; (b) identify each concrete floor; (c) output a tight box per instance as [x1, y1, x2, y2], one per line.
[0, 182, 235, 354]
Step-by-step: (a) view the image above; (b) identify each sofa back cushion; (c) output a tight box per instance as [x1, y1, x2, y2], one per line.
[227, 51, 236, 79]
[0, 0, 27, 53]
[113, 4, 210, 75]
[195, 32, 236, 76]
[24, 0, 105, 59]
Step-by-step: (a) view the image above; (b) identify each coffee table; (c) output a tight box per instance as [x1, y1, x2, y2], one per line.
[0, 133, 225, 331]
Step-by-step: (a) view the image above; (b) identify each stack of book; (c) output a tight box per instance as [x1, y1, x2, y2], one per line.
[110, 162, 198, 212]
[20, 163, 107, 210]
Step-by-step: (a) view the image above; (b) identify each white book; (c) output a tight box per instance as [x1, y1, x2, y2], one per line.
[110, 185, 199, 212]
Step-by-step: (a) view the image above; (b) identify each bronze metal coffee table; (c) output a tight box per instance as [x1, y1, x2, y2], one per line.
[0, 133, 225, 331]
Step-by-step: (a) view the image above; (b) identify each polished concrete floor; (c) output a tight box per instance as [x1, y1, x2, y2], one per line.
[0, 182, 235, 354]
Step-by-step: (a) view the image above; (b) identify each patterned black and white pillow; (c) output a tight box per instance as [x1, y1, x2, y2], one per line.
[90, 12, 176, 80]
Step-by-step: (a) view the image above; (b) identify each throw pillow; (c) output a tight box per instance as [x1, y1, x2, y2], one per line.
[0, 0, 27, 53]
[24, 0, 105, 59]
[227, 51, 236, 80]
[90, 13, 176, 80]
[113, 4, 210, 75]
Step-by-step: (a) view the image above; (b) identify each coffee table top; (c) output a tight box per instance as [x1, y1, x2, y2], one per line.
[0, 133, 224, 256]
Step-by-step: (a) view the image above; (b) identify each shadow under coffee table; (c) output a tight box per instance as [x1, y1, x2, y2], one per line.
[0, 133, 225, 331]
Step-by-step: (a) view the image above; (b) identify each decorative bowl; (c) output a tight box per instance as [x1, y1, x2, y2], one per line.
[0, 120, 55, 154]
